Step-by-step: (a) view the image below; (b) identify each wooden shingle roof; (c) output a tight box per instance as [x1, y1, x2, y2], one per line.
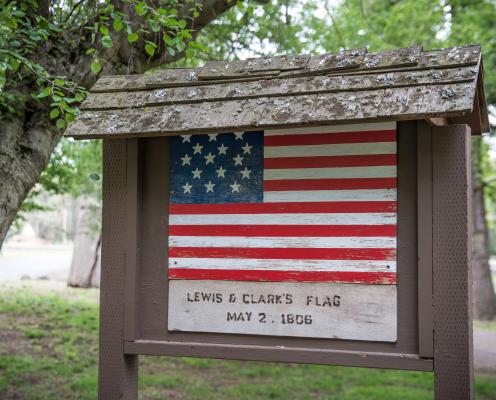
[65, 44, 489, 139]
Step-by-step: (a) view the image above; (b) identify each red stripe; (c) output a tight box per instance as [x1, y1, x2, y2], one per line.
[168, 269, 396, 284]
[264, 177, 397, 191]
[264, 130, 396, 146]
[264, 154, 397, 169]
[169, 247, 395, 260]
[170, 201, 397, 214]
[169, 225, 397, 237]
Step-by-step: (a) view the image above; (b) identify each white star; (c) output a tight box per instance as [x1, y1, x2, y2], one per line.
[208, 133, 218, 142]
[230, 181, 241, 193]
[181, 154, 192, 166]
[182, 182, 192, 193]
[234, 132, 244, 140]
[216, 166, 226, 178]
[233, 153, 244, 166]
[217, 143, 228, 155]
[204, 152, 216, 165]
[192, 142, 203, 154]
[241, 143, 252, 154]
[192, 168, 202, 179]
[181, 135, 191, 143]
[205, 181, 215, 193]
[240, 167, 251, 179]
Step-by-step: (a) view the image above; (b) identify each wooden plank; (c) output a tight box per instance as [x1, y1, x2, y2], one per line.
[419, 44, 480, 69]
[168, 280, 397, 342]
[82, 66, 478, 111]
[99, 140, 138, 399]
[124, 139, 141, 341]
[124, 340, 433, 370]
[417, 121, 434, 358]
[67, 82, 475, 139]
[307, 49, 366, 73]
[88, 45, 481, 93]
[363, 46, 421, 70]
[198, 54, 310, 80]
[92, 69, 200, 92]
[432, 124, 473, 399]
[427, 117, 449, 126]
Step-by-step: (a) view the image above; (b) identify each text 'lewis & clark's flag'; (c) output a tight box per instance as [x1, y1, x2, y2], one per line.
[168, 122, 397, 284]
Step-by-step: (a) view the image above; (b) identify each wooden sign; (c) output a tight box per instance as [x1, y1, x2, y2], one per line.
[167, 122, 397, 342]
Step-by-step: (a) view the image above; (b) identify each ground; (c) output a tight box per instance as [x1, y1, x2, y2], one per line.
[0, 282, 495, 400]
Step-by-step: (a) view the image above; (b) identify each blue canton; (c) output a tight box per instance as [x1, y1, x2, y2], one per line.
[170, 131, 264, 204]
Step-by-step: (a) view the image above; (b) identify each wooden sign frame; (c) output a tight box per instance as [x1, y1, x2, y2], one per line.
[97, 120, 472, 399]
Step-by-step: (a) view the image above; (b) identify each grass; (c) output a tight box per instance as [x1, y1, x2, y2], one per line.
[475, 319, 496, 332]
[0, 286, 495, 400]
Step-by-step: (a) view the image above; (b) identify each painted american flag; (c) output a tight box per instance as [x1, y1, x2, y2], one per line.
[168, 122, 397, 284]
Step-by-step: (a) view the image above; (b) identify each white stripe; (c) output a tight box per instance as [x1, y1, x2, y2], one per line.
[264, 166, 396, 180]
[169, 236, 396, 249]
[265, 122, 396, 136]
[168, 257, 396, 272]
[264, 189, 397, 202]
[264, 142, 396, 158]
[169, 212, 396, 225]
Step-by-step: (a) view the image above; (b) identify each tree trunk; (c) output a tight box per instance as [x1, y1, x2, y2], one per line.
[67, 206, 101, 288]
[471, 137, 496, 320]
[0, 0, 241, 251]
[0, 113, 61, 248]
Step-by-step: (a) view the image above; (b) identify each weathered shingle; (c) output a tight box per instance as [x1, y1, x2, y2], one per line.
[65, 44, 489, 139]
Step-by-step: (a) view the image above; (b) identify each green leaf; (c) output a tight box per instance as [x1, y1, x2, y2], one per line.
[177, 19, 187, 29]
[189, 41, 207, 52]
[162, 33, 174, 46]
[50, 108, 60, 119]
[56, 118, 66, 129]
[135, 2, 147, 16]
[150, 21, 161, 32]
[54, 79, 64, 86]
[127, 32, 138, 43]
[112, 19, 123, 32]
[101, 35, 113, 48]
[182, 30, 192, 40]
[37, 87, 52, 98]
[75, 93, 86, 102]
[185, 47, 195, 58]
[89, 173, 100, 181]
[10, 58, 20, 71]
[145, 43, 156, 56]
[176, 39, 185, 52]
[91, 59, 102, 75]
[65, 113, 75, 123]
[99, 26, 109, 35]
[86, 48, 96, 55]
[167, 47, 175, 56]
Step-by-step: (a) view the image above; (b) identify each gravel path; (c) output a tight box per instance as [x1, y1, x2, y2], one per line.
[474, 329, 496, 373]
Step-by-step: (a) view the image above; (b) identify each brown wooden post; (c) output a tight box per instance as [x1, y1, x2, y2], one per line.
[432, 125, 473, 400]
[99, 140, 139, 400]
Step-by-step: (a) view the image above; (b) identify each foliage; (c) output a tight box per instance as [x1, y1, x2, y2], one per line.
[39, 139, 102, 199]
[0, 0, 86, 127]
[0, 0, 208, 127]
[1, 285, 495, 399]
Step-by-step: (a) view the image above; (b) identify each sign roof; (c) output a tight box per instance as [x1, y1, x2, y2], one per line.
[65, 44, 488, 139]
